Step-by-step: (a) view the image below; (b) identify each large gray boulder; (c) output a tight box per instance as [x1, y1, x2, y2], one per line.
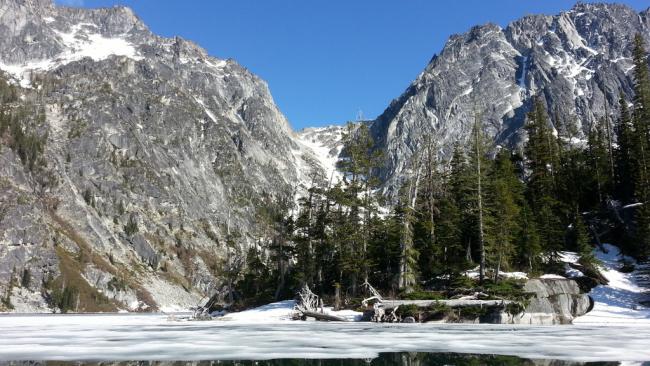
[493, 278, 593, 325]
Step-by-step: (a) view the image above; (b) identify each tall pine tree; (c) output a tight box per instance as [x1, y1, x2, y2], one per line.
[524, 97, 564, 261]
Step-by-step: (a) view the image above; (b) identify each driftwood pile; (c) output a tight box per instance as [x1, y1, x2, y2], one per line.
[190, 293, 220, 321]
[294, 281, 516, 323]
[361, 281, 518, 323]
[294, 285, 348, 322]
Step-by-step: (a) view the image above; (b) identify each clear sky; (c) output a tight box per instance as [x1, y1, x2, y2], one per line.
[56, 0, 648, 130]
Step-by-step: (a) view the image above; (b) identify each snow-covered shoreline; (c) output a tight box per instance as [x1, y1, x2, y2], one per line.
[216, 300, 363, 323]
[574, 244, 650, 325]
[3, 243, 648, 327]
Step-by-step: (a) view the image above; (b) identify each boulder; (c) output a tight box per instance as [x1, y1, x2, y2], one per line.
[494, 278, 593, 325]
[128, 234, 160, 269]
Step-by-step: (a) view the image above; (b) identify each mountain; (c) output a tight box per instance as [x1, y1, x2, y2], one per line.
[0, 0, 328, 311]
[1, 0, 649, 313]
[370, 3, 650, 197]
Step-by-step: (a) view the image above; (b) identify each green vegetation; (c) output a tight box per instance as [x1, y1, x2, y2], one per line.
[67, 118, 87, 139]
[124, 215, 139, 236]
[458, 305, 489, 319]
[82, 188, 95, 207]
[45, 246, 118, 313]
[1, 292, 13, 311]
[1, 108, 48, 172]
[480, 278, 532, 304]
[394, 302, 456, 322]
[107, 276, 129, 292]
[47, 214, 160, 312]
[399, 290, 446, 301]
[50, 284, 79, 313]
[0, 76, 59, 196]
[20, 268, 31, 288]
[395, 304, 420, 319]
[1, 268, 15, 310]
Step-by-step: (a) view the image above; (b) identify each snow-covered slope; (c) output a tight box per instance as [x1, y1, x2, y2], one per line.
[0, 22, 143, 88]
[296, 125, 345, 185]
[575, 244, 650, 325]
[219, 300, 297, 323]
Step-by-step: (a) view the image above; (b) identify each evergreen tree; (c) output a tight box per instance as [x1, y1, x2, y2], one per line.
[524, 97, 564, 261]
[337, 122, 383, 293]
[293, 187, 319, 288]
[632, 34, 650, 135]
[488, 150, 524, 282]
[397, 160, 421, 292]
[467, 114, 493, 283]
[368, 212, 400, 290]
[615, 93, 635, 203]
[586, 118, 613, 206]
[434, 191, 466, 282]
[517, 201, 542, 271]
[310, 191, 334, 294]
[413, 135, 442, 284]
[631, 34, 650, 258]
[573, 213, 596, 265]
[525, 97, 560, 202]
[238, 245, 272, 305]
[448, 143, 475, 264]
[268, 214, 294, 301]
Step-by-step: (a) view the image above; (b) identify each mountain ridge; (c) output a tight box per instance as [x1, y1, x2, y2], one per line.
[0, 0, 649, 312]
[369, 2, 650, 197]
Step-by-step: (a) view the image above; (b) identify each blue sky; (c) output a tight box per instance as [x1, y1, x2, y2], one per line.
[56, 0, 648, 130]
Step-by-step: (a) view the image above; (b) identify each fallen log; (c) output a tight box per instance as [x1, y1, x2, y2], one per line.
[379, 299, 513, 309]
[294, 285, 348, 321]
[301, 310, 348, 322]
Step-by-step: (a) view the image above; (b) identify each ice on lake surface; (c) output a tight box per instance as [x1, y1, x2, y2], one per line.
[0, 354, 645, 366]
[0, 314, 649, 364]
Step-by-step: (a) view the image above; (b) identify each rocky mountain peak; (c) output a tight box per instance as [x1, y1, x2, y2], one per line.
[10, 0, 53, 10]
[371, 2, 650, 198]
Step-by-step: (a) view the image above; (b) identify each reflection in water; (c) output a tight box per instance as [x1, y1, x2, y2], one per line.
[0, 353, 639, 366]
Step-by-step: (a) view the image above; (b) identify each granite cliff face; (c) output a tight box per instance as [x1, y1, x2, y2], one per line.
[0, 0, 327, 311]
[371, 3, 650, 197]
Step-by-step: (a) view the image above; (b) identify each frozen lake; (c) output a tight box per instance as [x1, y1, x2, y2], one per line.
[0, 314, 649, 364]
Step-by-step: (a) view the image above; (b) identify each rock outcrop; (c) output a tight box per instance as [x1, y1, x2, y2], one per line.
[488, 278, 593, 325]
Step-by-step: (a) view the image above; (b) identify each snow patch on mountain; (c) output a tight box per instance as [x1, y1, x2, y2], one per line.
[518, 56, 528, 89]
[296, 125, 345, 185]
[0, 22, 142, 87]
[193, 97, 218, 124]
